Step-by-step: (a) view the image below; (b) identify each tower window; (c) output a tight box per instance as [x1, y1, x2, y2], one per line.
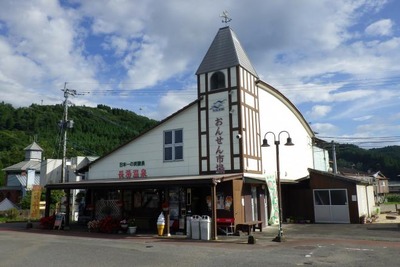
[210, 71, 226, 90]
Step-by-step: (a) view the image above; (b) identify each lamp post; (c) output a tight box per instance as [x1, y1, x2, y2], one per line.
[261, 130, 294, 242]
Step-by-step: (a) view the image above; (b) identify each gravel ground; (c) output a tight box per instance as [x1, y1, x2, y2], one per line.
[375, 203, 400, 223]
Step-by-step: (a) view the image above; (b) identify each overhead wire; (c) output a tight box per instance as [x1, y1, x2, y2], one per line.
[317, 135, 400, 148]
[61, 75, 400, 96]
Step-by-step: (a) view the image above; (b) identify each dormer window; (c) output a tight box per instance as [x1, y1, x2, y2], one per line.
[210, 71, 226, 90]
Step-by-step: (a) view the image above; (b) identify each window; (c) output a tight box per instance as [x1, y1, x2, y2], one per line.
[330, 190, 347, 205]
[314, 189, 348, 205]
[164, 129, 183, 161]
[314, 190, 330, 205]
[210, 71, 226, 90]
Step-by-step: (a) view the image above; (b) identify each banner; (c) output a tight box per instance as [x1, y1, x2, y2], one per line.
[30, 185, 42, 219]
[265, 175, 279, 225]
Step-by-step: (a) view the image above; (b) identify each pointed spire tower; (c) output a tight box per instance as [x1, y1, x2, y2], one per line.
[197, 26, 262, 175]
[196, 26, 258, 77]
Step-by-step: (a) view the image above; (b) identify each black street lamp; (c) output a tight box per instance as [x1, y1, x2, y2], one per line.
[261, 130, 294, 242]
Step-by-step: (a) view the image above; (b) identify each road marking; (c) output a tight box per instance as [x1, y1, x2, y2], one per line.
[345, 248, 374, 251]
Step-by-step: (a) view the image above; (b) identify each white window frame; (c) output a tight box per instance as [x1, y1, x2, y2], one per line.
[163, 129, 183, 162]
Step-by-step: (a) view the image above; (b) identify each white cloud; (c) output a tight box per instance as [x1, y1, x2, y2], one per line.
[148, 87, 197, 120]
[353, 115, 373, 121]
[308, 105, 332, 119]
[0, 0, 399, 145]
[365, 19, 393, 36]
[0, 0, 99, 105]
[311, 123, 339, 136]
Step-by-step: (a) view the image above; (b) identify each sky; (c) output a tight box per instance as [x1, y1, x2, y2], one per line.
[1, 0, 400, 148]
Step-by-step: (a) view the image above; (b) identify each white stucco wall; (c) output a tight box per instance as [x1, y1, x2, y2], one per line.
[356, 184, 375, 217]
[313, 147, 330, 172]
[88, 104, 199, 179]
[258, 88, 314, 181]
[40, 159, 62, 186]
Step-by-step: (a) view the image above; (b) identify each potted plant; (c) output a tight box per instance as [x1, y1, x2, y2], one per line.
[127, 218, 137, 234]
[87, 219, 100, 232]
[120, 219, 128, 229]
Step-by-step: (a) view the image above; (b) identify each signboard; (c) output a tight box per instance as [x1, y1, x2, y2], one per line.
[30, 185, 41, 219]
[53, 213, 65, 230]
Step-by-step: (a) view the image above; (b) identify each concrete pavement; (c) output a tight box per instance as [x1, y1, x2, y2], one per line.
[1, 220, 399, 245]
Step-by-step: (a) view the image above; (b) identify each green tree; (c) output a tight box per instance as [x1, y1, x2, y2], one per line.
[19, 190, 65, 210]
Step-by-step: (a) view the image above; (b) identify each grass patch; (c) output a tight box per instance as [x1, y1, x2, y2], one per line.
[386, 194, 400, 204]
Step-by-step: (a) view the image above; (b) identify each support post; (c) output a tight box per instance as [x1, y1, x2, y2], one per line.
[64, 189, 70, 230]
[211, 180, 218, 240]
[45, 188, 51, 217]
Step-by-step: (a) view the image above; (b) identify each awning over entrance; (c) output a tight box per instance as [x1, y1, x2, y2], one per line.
[44, 172, 247, 240]
[242, 173, 268, 184]
[45, 173, 245, 190]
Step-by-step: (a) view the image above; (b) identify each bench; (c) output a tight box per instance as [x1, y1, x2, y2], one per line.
[236, 221, 263, 235]
[217, 218, 235, 235]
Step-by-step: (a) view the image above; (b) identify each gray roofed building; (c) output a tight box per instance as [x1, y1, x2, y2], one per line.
[1, 141, 43, 203]
[2, 160, 41, 172]
[0, 198, 19, 211]
[196, 26, 258, 77]
[2, 141, 43, 172]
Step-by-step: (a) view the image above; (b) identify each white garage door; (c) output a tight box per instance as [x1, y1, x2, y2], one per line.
[313, 189, 350, 223]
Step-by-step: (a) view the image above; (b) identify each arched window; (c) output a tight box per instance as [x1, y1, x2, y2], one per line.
[210, 71, 226, 90]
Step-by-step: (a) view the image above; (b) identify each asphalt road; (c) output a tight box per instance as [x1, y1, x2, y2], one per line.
[1, 222, 399, 267]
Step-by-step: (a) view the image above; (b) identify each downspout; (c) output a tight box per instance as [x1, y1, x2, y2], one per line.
[211, 179, 218, 240]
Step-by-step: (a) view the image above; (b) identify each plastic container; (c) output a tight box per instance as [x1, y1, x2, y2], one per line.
[200, 215, 211, 240]
[186, 216, 192, 238]
[191, 215, 201, 239]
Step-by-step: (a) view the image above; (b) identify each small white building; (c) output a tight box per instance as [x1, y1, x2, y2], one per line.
[1, 141, 43, 204]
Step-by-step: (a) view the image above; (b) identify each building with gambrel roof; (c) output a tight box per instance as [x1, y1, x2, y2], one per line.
[45, 26, 328, 239]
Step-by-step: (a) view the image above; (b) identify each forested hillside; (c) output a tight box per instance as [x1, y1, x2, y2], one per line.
[334, 143, 400, 180]
[1, 102, 399, 186]
[0, 102, 158, 185]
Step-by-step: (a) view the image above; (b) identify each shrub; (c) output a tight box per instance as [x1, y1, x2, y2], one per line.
[5, 208, 19, 220]
[98, 216, 120, 233]
[386, 194, 400, 203]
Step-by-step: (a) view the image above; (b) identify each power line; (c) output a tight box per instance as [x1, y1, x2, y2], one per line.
[59, 75, 400, 96]
[317, 136, 400, 150]
[318, 135, 400, 140]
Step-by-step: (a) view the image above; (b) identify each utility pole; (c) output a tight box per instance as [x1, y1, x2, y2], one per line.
[331, 140, 338, 174]
[60, 82, 75, 183]
[59, 82, 77, 230]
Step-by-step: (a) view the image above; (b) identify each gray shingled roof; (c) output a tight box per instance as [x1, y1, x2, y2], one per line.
[24, 141, 43, 151]
[2, 160, 41, 172]
[196, 26, 258, 77]
[0, 198, 19, 211]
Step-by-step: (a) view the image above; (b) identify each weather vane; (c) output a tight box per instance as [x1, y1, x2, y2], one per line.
[220, 11, 232, 24]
